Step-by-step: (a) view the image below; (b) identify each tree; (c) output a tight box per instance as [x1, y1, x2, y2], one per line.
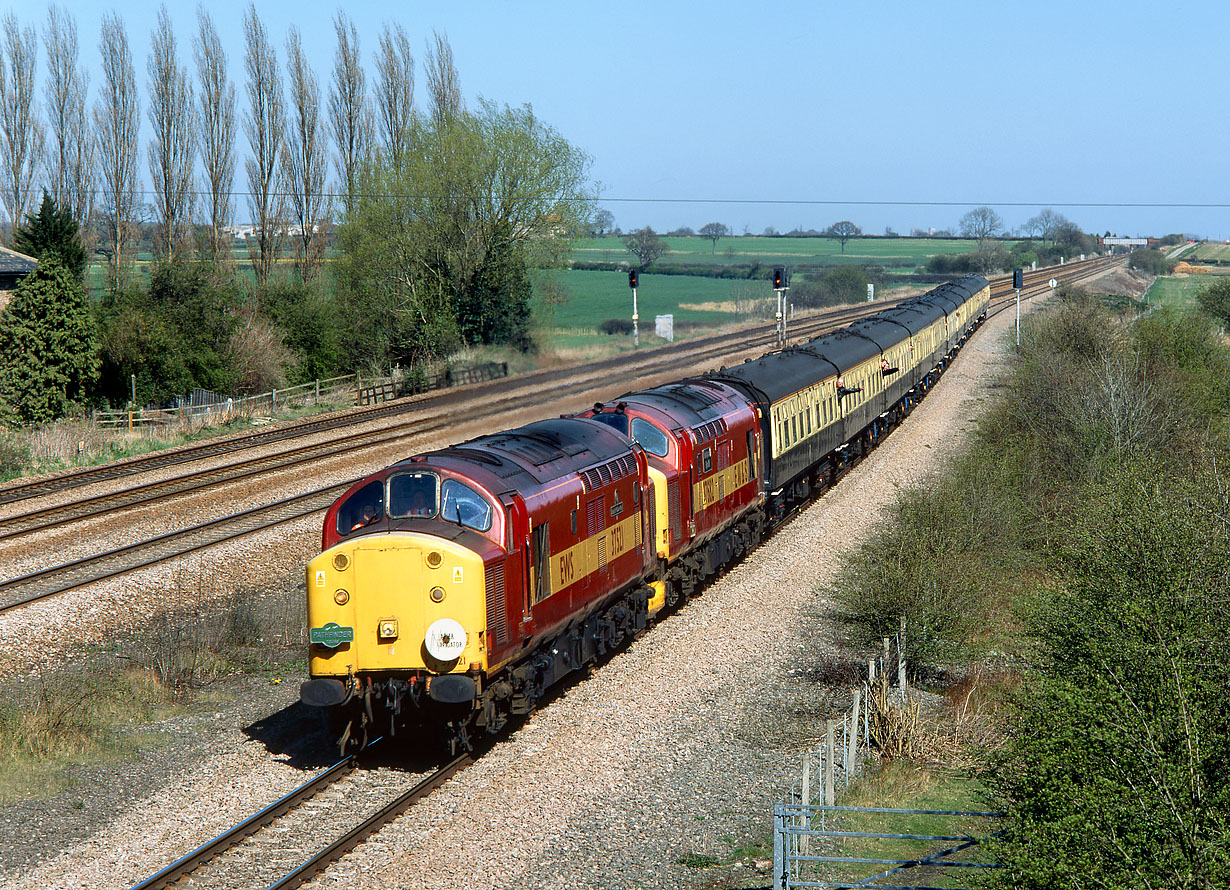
[43, 5, 88, 217]
[373, 22, 414, 162]
[984, 468, 1230, 889]
[337, 97, 592, 367]
[146, 5, 195, 262]
[591, 208, 614, 237]
[329, 12, 370, 216]
[423, 31, 460, 125]
[0, 13, 44, 241]
[12, 191, 85, 278]
[623, 226, 666, 267]
[95, 11, 139, 293]
[958, 206, 1002, 241]
[195, 10, 235, 267]
[825, 220, 861, 254]
[0, 255, 96, 424]
[699, 221, 728, 254]
[242, 3, 284, 286]
[1024, 208, 1066, 242]
[282, 26, 328, 282]
[1196, 276, 1230, 327]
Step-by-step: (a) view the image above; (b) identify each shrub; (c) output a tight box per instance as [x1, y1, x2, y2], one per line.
[598, 318, 634, 335]
[1128, 247, 1170, 275]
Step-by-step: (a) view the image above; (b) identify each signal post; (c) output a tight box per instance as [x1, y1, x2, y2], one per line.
[628, 269, 639, 347]
[773, 267, 789, 346]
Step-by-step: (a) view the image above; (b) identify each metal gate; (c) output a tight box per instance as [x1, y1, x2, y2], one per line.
[771, 802, 1001, 889]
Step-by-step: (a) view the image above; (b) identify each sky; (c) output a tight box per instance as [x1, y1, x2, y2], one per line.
[38, 0, 1230, 240]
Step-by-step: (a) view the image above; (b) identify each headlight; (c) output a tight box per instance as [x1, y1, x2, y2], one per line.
[378, 619, 398, 640]
[429, 586, 446, 603]
[334, 589, 349, 605]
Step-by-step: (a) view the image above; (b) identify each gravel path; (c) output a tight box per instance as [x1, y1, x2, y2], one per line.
[1, 289, 1060, 890]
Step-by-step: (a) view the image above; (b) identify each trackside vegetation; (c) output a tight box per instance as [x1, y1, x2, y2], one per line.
[828, 286, 1230, 885]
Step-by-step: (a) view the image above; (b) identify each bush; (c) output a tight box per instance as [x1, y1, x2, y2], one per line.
[828, 460, 1018, 672]
[792, 266, 871, 308]
[925, 253, 977, 275]
[1128, 247, 1170, 275]
[598, 318, 634, 335]
[1195, 276, 1230, 327]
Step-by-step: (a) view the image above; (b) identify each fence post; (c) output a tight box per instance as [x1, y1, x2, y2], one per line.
[898, 615, 907, 692]
[271, 388, 276, 418]
[848, 687, 860, 777]
[800, 754, 811, 856]
[868, 656, 876, 685]
[315, 379, 320, 405]
[773, 803, 785, 889]
[825, 719, 835, 806]
[863, 682, 870, 755]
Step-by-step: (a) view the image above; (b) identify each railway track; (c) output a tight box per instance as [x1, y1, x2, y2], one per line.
[129, 747, 469, 890]
[0, 300, 880, 512]
[0, 257, 1123, 615]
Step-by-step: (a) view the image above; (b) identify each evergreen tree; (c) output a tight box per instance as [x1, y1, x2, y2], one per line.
[0, 255, 98, 424]
[11, 192, 88, 280]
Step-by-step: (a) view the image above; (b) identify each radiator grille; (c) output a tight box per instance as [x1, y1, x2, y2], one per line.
[485, 562, 506, 644]
[668, 480, 681, 542]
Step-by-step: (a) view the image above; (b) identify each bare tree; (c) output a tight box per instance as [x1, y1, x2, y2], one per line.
[95, 12, 139, 291]
[958, 206, 1003, 242]
[329, 12, 370, 215]
[423, 30, 461, 125]
[43, 6, 81, 210]
[195, 9, 234, 268]
[825, 220, 861, 254]
[43, 7, 94, 241]
[698, 221, 729, 254]
[1025, 208, 1067, 243]
[146, 5, 195, 262]
[282, 26, 327, 282]
[374, 22, 413, 159]
[0, 13, 44, 241]
[242, 3, 284, 286]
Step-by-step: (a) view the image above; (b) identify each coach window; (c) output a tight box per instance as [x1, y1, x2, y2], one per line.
[440, 479, 494, 532]
[388, 471, 438, 519]
[630, 417, 670, 458]
[337, 480, 385, 536]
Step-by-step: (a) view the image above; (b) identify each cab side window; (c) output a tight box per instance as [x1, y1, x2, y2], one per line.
[631, 418, 670, 458]
[338, 480, 384, 536]
[440, 479, 493, 532]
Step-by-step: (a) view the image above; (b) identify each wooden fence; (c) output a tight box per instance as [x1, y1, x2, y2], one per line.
[95, 361, 509, 435]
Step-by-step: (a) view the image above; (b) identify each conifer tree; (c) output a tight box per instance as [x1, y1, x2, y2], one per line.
[0, 255, 97, 424]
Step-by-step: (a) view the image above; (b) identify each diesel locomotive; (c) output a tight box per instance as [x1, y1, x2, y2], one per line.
[299, 275, 990, 754]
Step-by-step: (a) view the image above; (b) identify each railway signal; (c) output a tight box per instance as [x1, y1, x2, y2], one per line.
[1014, 267, 1023, 349]
[772, 267, 789, 346]
[628, 269, 640, 346]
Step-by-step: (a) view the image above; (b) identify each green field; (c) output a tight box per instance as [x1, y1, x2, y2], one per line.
[1144, 272, 1227, 309]
[1185, 241, 1230, 263]
[546, 269, 768, 329]
[573, 235, 991, 273]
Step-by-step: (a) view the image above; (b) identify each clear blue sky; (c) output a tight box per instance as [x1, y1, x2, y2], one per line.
[47, 1, 1230, 239]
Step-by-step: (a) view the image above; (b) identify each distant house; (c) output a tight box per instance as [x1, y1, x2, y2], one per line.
[0, 246, 37, 311]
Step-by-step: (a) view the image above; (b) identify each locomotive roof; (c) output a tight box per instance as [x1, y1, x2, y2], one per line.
[407, 417, 633, 489]
[614, 379, 740, 426]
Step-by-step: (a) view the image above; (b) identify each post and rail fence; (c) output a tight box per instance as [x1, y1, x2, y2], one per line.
[93, 362, 508, 436]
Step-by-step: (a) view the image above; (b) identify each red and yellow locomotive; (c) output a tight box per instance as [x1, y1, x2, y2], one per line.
[301, 275, 991, 754]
